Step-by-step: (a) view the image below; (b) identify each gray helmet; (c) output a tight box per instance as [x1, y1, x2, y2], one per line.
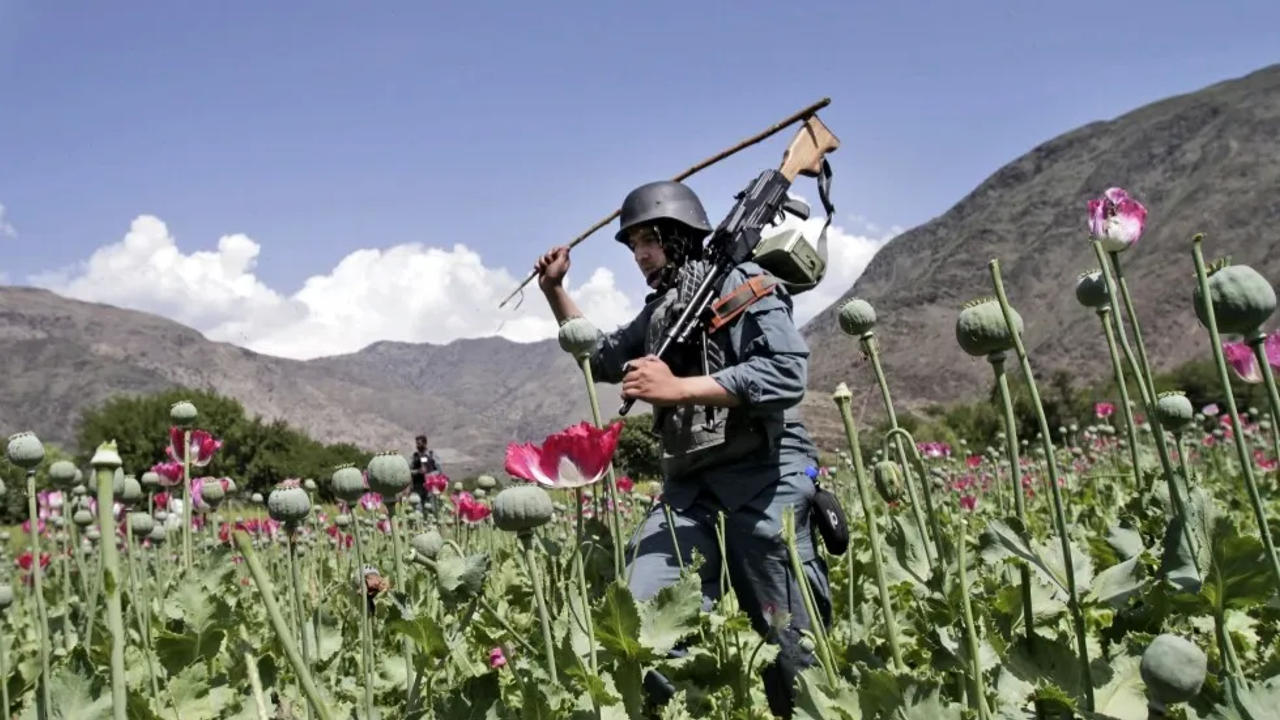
[614, 181, 713, 243]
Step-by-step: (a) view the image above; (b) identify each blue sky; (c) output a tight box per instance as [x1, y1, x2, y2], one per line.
[2, 1, 1278, 357]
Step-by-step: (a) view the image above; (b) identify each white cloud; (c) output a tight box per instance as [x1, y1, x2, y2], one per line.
[29, 207, 891, 360]
[0, 203, 14, 239]
[31, 215, 638, 359]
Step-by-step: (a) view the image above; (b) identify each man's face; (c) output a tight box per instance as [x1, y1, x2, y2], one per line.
[416, 438, 426, 451]
[624, 226, 669, 289]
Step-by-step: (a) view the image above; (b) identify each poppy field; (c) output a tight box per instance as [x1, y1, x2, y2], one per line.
[2, 187, 1279, 719]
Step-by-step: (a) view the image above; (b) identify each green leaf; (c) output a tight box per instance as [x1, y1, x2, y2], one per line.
[432, 672, 500, 720]
[894, 683, 965, 720]
[1089, 654, 1147, 720]
[387, 614, 450, 662]
[592, 580, 646, 662]
[1002, 636, 1089, 706]
[1087, 555, 1145, 609]
[1202, 514, 1277, 613]
[639, 569, 702, 655]
[433, 553, 491, 607]
[20, 666, 112, 720]
[1105, 523, 1145, 561]
[793, 666, 862, 720]
[886, 511, 932, 587]
[981, 518, 1070, 594]
[166, 664, 237, 720]
[154, 626, 227, 677]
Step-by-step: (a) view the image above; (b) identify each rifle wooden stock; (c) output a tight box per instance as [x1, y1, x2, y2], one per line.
[780, 115, 840, 182]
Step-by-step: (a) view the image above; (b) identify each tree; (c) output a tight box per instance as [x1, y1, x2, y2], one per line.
[610, 413, 661, 481]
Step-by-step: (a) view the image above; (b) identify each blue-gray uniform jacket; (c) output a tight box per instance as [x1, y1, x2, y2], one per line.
[588, 261, 819, 512]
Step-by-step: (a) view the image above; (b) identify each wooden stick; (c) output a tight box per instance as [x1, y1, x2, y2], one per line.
[497, 97, 832, 308]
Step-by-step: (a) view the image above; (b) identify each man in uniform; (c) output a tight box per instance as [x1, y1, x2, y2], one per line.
[409, 434, 440, 509]
[533, 180, 830, 717]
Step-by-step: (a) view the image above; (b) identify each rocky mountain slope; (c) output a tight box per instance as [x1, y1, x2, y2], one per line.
[804, 64, 1280, 411]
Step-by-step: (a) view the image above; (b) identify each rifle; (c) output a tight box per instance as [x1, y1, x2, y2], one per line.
[618, 114, 840, 416]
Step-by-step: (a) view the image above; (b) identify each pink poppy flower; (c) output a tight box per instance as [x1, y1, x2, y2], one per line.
[1095, 402, 1115, 419]
[151, 462, 183, 487]
[965, 455, 982, 469]
[452, 492, 492, 524]
[1202, 404, 1219, 416]
[615, 475, 635, 493]
[424, 473, 449, 494]
[959, 495, 978, 512]
[167, 427, 222, 467]
[1087, 187, 1147, 252]
[489, 647, 507, 668]
[504, 421, 623, 489]
[359, 492, 383, 511]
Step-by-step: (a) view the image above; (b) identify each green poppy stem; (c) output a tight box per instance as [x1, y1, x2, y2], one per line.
[781, 507, 837, 686]
[286, 529, 314, 720]
[1096, 308, 1145, 481]
[1190, 237, 1280, 585]
[517, 533, 558, 683]
[861, 334, 942, 565]
[1095, 243, 1201, 574]
[989, 259, 1094, 712]
[989, 353, 1036, 646]
[882, 428, 948, 568]
[24, 469, 51, 720]
[94, 467, 127, 720]
[1, 624, 9, 720]
[182, 430, 193, 570]
[386, 503, 416, 704]
[956, 517, 991, 720]
[232, 530, 335, 720]
[833, 390, 904, 670]
[577, 356, 626, 580]
[347, 508, 376, 720]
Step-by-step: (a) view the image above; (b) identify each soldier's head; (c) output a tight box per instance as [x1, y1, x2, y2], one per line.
[615, 181, 712, 289]
[415, 434, 427, 451]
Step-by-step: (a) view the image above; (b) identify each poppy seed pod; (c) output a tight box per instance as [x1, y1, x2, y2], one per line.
[331, 464, 367, 503]
[303, 478, 317, 492]
[837, 298, 877, 336]
[6, 432, 45, 470]
[169, 400, 198, 425]
[147, 524, 167, 545]
[267, 479, 311, 525]
[1193, 263, 1277, 336]
[201, 478, 226, 507]
[832, 382, 853, 403]
[366, 452, 412, 498]
[251, 493, 264, 504]
[872, 461, 904, 504]
[412, 530, 445, 562]
[335, 514, 351, 527]
[492, 485, 555, 534]
[117, 475, 144, 507]
[48, 460, 79, 490]
[1140, 634, 1206, 710]
[955, 298, 1023, 357]
[1155, 392, 1194, 431]
[477, 475, 497, 490]
[1075, 270, 1109, 309]
[128, 512, 155, 536]
[90, 440, 122, 470]
[73, 508, 94, 527]
[557, 317, 599, 359]
[141, 471, 160, 489]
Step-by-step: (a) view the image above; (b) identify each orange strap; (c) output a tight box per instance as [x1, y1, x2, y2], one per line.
[707, 275, 777, 333]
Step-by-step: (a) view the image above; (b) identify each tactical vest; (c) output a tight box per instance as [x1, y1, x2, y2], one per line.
[647, 260, 772, 479]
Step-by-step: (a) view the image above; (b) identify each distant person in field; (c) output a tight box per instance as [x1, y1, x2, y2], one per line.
[409, 434, 440, 509]
[533, 180, 828, 718]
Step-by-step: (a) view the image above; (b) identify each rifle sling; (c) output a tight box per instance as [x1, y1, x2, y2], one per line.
[707, 275, 778, 333]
